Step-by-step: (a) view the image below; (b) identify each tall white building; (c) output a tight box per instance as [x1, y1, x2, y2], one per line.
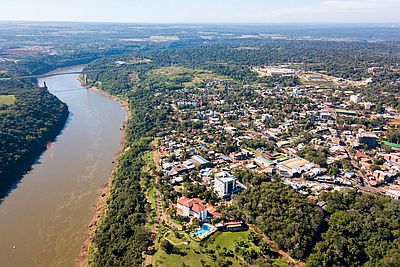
[214, 171, 236, 197]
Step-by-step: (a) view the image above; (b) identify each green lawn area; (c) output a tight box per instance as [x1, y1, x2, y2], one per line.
[140, 150, 157, 230]
[147, 187, 157, 210]
[153, 229, 288, 267]
[142, 151, 155, 172]
[0, 95, 16, 106]
[149, 66, 230, 89]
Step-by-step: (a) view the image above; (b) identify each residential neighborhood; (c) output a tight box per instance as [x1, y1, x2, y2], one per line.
[134, 64, 400, 266]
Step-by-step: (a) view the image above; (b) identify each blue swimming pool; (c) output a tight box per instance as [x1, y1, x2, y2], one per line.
[193, 224, 213, 238]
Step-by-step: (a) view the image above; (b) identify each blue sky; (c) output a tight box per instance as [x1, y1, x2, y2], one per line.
[0, 0, 399, 23]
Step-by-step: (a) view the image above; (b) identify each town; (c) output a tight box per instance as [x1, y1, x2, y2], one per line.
[119, 63, 400, 266]
[2, 20, 400, 267]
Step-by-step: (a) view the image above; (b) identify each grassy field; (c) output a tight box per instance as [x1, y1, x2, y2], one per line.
[0, 95, 16, 106]
[153, 229, 288, 267]
[149, 66, 230, 89]
[298, 73, 337, 88]
[140, 151, 157, 230]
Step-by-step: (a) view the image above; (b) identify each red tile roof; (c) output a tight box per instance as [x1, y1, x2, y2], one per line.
[206, 206, 222, 218]
[177, 197, 206, 213]
[355, 151, 367, 159]
[191, 203, 207, 213]
[177, 196, 192, 207]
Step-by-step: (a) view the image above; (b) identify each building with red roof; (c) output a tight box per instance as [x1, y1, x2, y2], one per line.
[177, 196, 208, 220]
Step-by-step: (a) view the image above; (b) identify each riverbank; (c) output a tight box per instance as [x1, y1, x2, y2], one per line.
[76, 80, 131, 267]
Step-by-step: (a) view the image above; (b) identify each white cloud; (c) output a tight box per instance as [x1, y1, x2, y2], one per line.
[321, 0, 400, 9]
[255, 0, 400, 23]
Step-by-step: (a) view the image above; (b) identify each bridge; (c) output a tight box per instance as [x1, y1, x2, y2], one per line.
[19, 70, 94, 79]
[49, 87, 89, 93]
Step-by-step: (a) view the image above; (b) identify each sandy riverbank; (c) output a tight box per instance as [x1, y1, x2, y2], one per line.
[76, 79, 131, 267]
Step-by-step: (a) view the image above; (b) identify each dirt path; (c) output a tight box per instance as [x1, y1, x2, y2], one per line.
[249, 225, 305, 267]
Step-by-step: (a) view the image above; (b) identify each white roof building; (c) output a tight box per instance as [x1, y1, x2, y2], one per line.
[214, 171, 237, 197]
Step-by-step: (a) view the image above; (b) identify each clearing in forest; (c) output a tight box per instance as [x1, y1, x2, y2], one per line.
[0, 95, 16, 106]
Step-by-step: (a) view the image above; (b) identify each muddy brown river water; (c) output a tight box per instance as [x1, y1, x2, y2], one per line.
[0, 66, 126, 267]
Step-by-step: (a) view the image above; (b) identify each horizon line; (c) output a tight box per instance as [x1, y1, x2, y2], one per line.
[0, 19, 400, 26]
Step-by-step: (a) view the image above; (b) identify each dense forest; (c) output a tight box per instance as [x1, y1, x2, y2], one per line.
[236, 181, 325, 259]
[236, 183, 400, 266]
[307, 191, 400, 267]
[138, 40, 400, 81]
[90, 138, 152, 266]
[0, 78, 68, 199]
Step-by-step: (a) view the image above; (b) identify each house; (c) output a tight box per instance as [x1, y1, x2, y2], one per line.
[219, 154, 231, 162]
[350, 94, 363, 103]
[320, 112, 332, 120]
[215, 221, 247, 232]
[214, 171, 237, 197]
[382, 186, 400, 200]
[177, 197, 208, 221]
[384, 153, 400, 164]
[182, 160, 196, 170]
[254, 156, 273, 167]
[171, 164, 188, 176]
[276, 140, 291, 148]
[277, 164, 299, 178]
[224, 126, 237, 135]
[206, 206, 222, 218]
[234, 148, 254, 160]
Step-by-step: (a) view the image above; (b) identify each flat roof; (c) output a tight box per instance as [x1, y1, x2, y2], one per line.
[281, 157, 310, 169]
[191, 155, 210, 165]
[215, 171, 236, 182]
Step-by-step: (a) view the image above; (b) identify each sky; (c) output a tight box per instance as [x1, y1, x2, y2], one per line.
[0, 0, 399, 24]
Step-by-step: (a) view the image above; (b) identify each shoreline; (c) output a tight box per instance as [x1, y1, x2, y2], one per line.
[76, 79, 131, 267]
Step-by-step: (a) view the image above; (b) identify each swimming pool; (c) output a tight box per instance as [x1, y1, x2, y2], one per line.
[193, 224, 214, 239]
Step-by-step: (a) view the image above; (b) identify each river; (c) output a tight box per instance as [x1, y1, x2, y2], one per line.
[0, 66, 126, 267]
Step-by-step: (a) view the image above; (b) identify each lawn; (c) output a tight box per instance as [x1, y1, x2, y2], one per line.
[147, 187, 157, 210]
[149, 66, 230, 89]
[153, 229, 288, 267]
[298, 73, 337, 88]
[142, 151, 155, 174]
[0, 95, 16, 106]
[140, 151, 157, 230]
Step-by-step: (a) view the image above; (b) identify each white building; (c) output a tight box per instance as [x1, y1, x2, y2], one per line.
[177, 197, 208, 220]
[214, 171, 237, 197]
[350, 94, 363, 103]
